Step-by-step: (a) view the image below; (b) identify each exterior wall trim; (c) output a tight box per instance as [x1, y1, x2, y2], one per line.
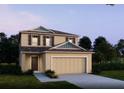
[45, 53, 47, 71]
[50, 56, 88, 73]
[20, 31, 79, 37]
[50, 48, 80, 50]
[21, 49, 93, 54]
[44, 51, 94, 54]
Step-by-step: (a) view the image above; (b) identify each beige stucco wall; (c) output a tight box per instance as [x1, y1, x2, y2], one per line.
[21, 33, 79, 47]
[20, 53, 45, 72]
[54, 36, 79, 45]
[40, 35, 43, 46]
[21, 33, 43, 47]
[38, 55, 45, 72]
[75, 37, 79, 45]
[54, 36, 66, 45]
[20, 33, 66, 47]
[45, 52, 92, 74]
[21, 34, 28, 46]
[20, 53, 31, 72]
[20, 52, 92, 74]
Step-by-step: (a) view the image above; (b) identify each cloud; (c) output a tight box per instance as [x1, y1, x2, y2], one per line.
[0, 5, 45, 36]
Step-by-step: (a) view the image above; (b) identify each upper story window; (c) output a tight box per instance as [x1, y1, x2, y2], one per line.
[46, 37, 51, 46]
[28, 34, 40, 46]
[68, 38, 73, 43]
[66, 37, 75, 44]
[43, 36, 53, 47]
[32, 36, 38, 46]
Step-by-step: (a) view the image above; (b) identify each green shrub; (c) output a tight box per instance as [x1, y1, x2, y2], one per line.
[0, 64, 34, 75]
[45, 70, 58, 78]
[92, 66, 101, 74]
[93, 62, 124, 74]
[45, 70, 55, 74]
[23, 70, 33, 75]
[0, 64, 22, 75]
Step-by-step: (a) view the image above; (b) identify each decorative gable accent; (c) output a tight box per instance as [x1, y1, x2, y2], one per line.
[49, 41, 86, 51]
[57, 42, 77, 48]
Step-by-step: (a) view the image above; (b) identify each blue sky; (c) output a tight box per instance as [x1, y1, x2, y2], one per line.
[0, 4, 124, 44]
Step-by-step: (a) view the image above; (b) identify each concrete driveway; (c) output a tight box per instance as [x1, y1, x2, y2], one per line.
[34, 73, 124, 89]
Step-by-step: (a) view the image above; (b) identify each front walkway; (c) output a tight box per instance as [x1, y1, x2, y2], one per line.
[34, 73, 124, 89]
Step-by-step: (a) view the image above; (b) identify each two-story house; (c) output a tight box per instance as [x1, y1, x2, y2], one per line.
[19, 26, 93, 75]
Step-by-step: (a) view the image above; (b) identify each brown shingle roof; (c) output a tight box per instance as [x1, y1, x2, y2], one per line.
[47, 49, 85, 52]
[20, 47, 50, 52]
[20, 46, 85, 52]
[34, 26, 49, 31]
[20, 26, 78, 36]
[49, 29, 78, 36]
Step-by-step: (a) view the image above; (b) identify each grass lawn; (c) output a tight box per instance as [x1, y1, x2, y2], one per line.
[98, 70, 124, 81]
[0, 75, 80, 89]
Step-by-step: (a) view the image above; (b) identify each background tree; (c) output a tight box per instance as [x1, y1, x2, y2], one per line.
[79, 36, 92, 50]
[0, 32, 8, 63]
[93, 36, 117, 63]
[93, 51, 105, 64]
[0, 33, 19, 65]
[114, 39, 124, 57]
[8, 34, 19, 65]
[116, 39, 124, 49]
[0, 32, 7, 42]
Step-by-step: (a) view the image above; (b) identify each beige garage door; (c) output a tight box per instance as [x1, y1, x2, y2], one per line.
[52, 57, 86, 75]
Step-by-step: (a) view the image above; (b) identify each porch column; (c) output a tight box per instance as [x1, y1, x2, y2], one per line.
[21, 53, 26, 72]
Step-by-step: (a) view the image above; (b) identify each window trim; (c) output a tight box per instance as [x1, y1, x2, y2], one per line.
[32, 35, 38, 46]
[43, 35, 52, 47]
[28, 34, 41, 46]
[46, 37, 51, 46]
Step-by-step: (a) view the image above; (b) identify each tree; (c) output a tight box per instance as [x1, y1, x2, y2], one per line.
[8, 34, 19, 65]
[116, 39, 124, 49]
[93, 51, 105, 64]
[115, 39, 124, 56]
[79, 36, 92, 50]
[0, 32, 8, 63]
[0, 32, 7, 42]
[0, 33, 19, 65]
[93, 36, 117, 63]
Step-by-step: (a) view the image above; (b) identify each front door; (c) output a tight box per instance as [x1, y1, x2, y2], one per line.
[31, 56, 38, 71]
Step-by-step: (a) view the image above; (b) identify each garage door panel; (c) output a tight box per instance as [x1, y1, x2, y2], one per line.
[52, 57, 86, 75]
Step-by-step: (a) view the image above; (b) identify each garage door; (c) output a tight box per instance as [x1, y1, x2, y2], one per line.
[52, 57, 86, 75]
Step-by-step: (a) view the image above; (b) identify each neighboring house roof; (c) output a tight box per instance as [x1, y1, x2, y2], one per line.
[20, 26, 78, 37]
[119, 48, 124, 56]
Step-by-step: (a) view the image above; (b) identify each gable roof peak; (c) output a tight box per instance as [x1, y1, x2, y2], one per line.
[49, 41, 86, 51]
[21, 26, 78, 36]
[33, 26, 50, 31]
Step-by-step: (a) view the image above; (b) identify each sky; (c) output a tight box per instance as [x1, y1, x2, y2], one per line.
[0, 4, 124, 45]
